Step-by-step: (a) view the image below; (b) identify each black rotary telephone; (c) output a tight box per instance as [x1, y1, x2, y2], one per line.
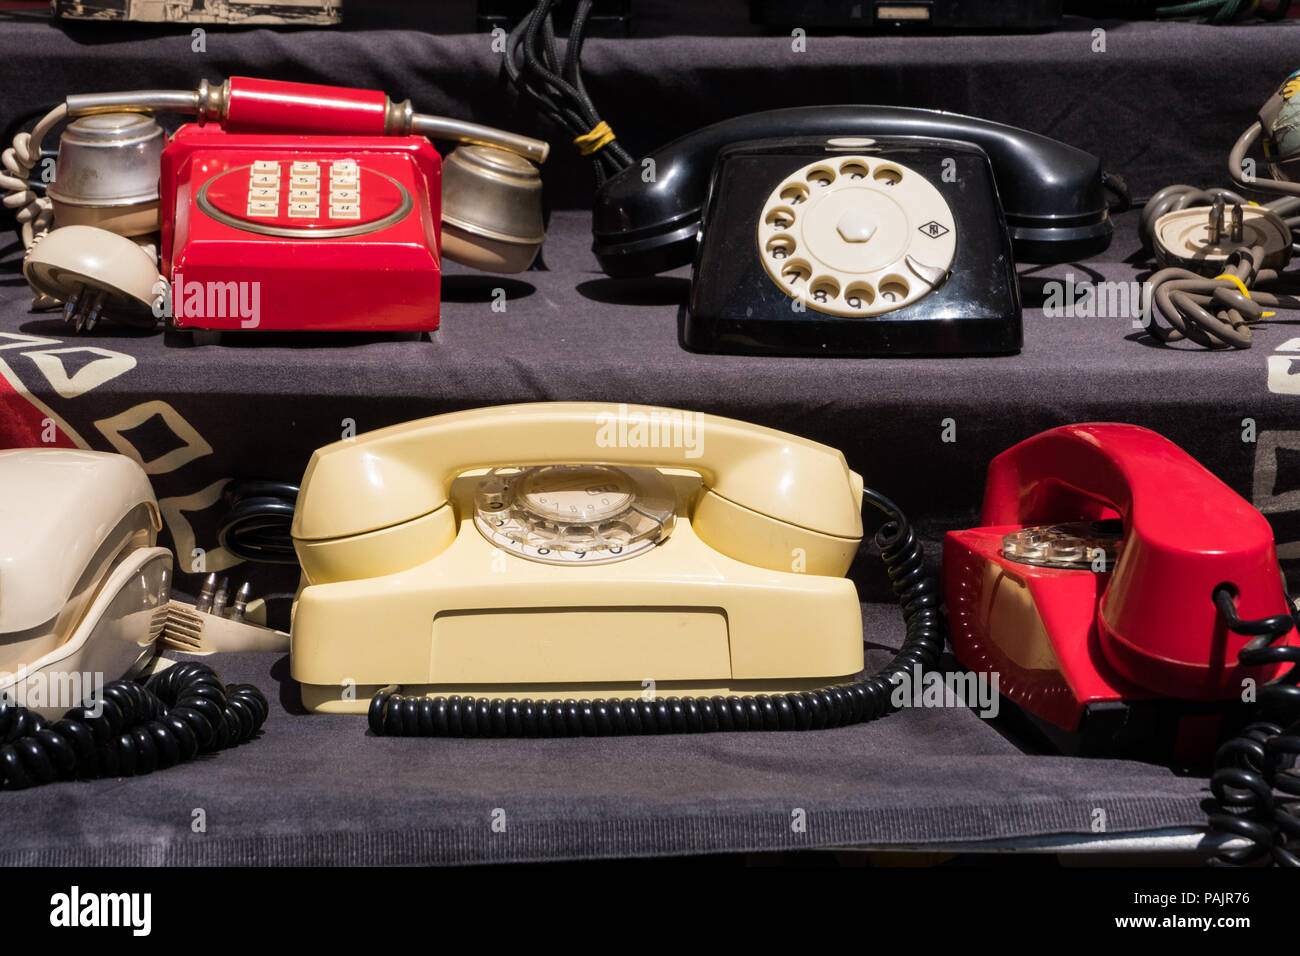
[505, 0, 1120, 357]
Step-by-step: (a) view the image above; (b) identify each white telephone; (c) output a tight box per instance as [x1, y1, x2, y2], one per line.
[0, 448, 281, 789]
[288, 402, 944, 736]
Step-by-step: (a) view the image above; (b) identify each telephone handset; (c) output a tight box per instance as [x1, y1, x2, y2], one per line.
[4, 77, 549, 332]
[592, 106, 1115, 277]
[943, 423, 1299, 762]
[288, 402, 943, 735]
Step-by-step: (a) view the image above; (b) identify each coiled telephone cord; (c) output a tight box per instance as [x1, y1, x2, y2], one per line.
[1208, 586, 1300, 866]
[0, 102, 65, 249]
[0, 662, 268, 790]
[370, 490, 944, 737]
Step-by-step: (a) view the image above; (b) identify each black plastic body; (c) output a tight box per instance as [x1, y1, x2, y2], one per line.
[684, 138, 1021, 357]
[593, 105, 1112, 277]
[1012, 698, 1254, 767]
[749, 0, 1065, 32]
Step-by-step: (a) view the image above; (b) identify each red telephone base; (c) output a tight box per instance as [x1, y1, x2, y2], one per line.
[160, 125, 443, 332]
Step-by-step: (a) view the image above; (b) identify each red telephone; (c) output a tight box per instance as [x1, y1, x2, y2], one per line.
[8, 77, 549, 332]
[944, 423, 1299, 761]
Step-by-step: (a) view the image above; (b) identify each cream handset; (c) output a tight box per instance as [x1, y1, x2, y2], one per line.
[288, 402, 943, 735]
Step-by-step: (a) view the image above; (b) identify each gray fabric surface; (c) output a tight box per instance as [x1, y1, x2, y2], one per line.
[0, 603, 1214, 866]
[0, 11, 1293, 864]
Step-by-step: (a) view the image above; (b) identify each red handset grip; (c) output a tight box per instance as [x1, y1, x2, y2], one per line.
[222, 77, 392, 136]
[982, 423, 1293, 698]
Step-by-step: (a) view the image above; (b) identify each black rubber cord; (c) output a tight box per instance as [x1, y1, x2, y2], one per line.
[0, 662, 268, 789]
[1207, 586, 1300, 866]
[369, 490, 945, 737]
[217, 479, 300, 564]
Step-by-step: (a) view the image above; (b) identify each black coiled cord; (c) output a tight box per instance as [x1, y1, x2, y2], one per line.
[1208, 586, 1300, 866]
[217, 479, 300, 564]
[370, 490, 945, 737]
[0, 662, 268, 789]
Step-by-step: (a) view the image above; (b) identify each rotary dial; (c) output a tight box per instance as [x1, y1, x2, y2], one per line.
[757, 154, 956, 317]
[473, 465, 676, 565]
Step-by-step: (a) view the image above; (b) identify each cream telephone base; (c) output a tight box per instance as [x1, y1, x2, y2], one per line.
[288, 402, 944, 736]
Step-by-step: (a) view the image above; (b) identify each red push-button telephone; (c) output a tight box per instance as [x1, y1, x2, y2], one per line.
[944, 423, 1300, 763]
[7, 77, 549, 332]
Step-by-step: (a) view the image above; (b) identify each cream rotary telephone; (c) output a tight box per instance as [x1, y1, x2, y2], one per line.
[288, 402, 944, 736]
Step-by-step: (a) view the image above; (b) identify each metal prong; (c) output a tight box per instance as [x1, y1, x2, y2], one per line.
[1209, 197, 1225, 245]
[83, 289, 106, 332]
[62, 285, 83, 325]
[196, 572, 218, 613]
[229, 581, 251, 622]
[211, 576, 230, 617]
[1230, 203, 1244, 243]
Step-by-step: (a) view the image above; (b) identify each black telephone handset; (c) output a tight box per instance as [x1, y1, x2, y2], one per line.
[592, 105, 1114, 277]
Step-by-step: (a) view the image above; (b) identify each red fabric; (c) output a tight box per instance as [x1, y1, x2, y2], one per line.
[0, 373, 76, 449]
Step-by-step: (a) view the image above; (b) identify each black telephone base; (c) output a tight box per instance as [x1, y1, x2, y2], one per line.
[685, 139, 1022, 358]
[1006, 697, 1256, 768]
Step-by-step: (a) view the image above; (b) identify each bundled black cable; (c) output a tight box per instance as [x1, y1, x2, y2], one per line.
[504, 0, 633, 185]
[217, 478, 300, 564]
[0, 662, 268, 789]
[370, 489, 945, 738]
[1207, 586, 1300, 866]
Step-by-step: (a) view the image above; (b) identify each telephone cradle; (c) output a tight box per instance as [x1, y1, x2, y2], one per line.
[944, 423, 1300, 763]
[287, 402, 944, 736]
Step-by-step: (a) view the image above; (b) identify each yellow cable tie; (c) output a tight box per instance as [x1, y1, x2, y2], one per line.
[1214, 273, 1274, 317]
[574, 121, 615, 156]
[1214, 273, 1251, 298]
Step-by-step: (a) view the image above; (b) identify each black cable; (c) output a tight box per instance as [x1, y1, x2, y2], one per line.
[1101, 170, 1132, 214]
[1207, 586, 1300, 866]
[217, 479, 300, 565]
[503, 0, 633, 186]
[370, 489, 945, 737]
[0, 662, 268, 790]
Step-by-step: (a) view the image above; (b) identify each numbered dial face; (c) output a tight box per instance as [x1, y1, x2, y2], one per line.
[473, 465, 676, 565]
[1000, 521, 1124, 571]
[757, 154, 957, 317]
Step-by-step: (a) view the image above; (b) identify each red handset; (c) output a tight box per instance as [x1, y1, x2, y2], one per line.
[944, 423, 1298, 757]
